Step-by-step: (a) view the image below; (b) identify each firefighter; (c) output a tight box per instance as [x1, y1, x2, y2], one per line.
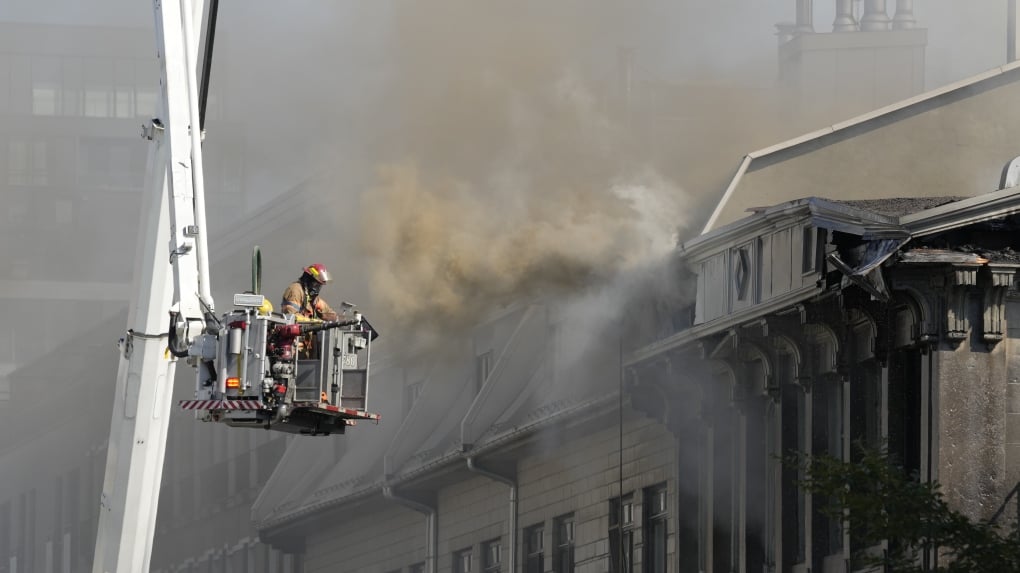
[281, 263, 340, 321]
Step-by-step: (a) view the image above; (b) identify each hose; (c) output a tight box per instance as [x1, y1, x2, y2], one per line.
[166, 311, 191, 358]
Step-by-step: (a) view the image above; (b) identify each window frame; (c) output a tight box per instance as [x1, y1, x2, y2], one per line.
[610, 493, 635, 573]
[524, 523, 544, 573]
[552, 514, 575, 573]
[481, 539, 501, 573]
[643, 485, 668, 573]
[453, 547, 473, 573]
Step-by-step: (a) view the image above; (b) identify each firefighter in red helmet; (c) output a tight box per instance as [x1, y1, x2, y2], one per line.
[281, 263, 340, 321]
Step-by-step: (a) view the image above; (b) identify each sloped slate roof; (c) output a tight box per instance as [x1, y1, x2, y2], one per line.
[252, 359, 405, 528]
[257, 297, 625, 533]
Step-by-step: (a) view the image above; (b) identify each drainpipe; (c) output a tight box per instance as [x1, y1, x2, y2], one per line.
[383, 486, 437, 573]
[466, 457, 517, 573]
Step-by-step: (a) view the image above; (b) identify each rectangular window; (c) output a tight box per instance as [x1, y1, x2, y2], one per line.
[114, 86, 133, 119]
[61, 530, 70, 573]
[453, 548, 472, 573]
[136, 88, 157, 118]
[408, 563, 425, 573]
[31, 56, 60, 116]
[482, 539, 501, 573]
[7, 141, 27, 185]
[84, 88, 109, 117]
[553, 514, 574, 573]
[525, 524, 544, 573]
[404, 380, 424, 416]
[610, 494, 634, 573]
[62, 57, 83, 116]
[475, 349, 493, 392]
[113, 58, 135, 116]
[8, 140, 47, 186]
[802, 226, 817, 272]
[32, 86, 57, 116]
[643, 485, 667, 573]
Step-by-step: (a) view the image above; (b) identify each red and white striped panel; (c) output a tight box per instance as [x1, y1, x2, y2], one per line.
[179, 399, 264, 411]
[302, 403, 381, 421]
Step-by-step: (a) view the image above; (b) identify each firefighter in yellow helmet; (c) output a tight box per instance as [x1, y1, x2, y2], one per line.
[281, 263, 339, 322]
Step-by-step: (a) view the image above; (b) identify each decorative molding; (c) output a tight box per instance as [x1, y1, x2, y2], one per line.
[981, 266, 1018, 344]
[945, 265, 979, 342]
[734, 246, 751, 301]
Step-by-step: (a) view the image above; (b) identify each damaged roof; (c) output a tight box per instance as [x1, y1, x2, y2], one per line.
[827, 196, 965, 218]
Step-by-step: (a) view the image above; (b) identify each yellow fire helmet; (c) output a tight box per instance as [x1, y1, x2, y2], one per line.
[258, 298, 274, 316]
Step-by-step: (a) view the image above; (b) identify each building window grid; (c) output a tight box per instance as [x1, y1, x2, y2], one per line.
[20, 55, 157, 118]
[610, 494, 635, 573]
[553, 514, 575, 573]
[525, 524, 544, 573]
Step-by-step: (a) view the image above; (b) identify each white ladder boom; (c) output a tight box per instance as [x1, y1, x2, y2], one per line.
[92, 0, 213, 570]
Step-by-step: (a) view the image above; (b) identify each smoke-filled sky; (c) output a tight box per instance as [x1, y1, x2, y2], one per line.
[213, 1, 1018, 338]
[2, 0, 1012, 338]
[0, 0, 1012, 338]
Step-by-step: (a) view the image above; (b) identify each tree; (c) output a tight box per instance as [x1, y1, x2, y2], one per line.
[794, 446, 1020, 572]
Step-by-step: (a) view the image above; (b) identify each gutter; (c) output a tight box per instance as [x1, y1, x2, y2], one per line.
[383, 486, 438, 573]
[465, 457, 517, 573]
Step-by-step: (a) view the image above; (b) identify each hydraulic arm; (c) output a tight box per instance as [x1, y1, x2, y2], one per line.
[92, 0, 214, 571]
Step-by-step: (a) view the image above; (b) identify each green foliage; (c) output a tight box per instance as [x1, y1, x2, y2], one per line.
[792, 446, 1020, 572]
